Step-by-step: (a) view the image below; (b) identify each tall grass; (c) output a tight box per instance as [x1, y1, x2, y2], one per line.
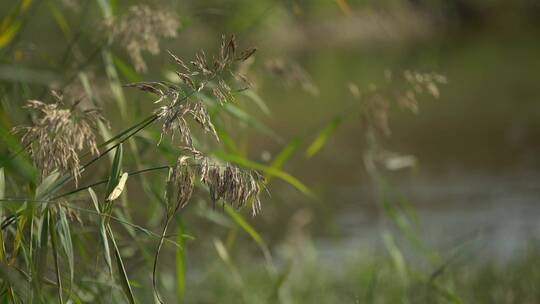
[0, 25, 281, 301]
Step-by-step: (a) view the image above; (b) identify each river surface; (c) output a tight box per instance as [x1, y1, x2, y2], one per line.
[316, 171, 540, 263]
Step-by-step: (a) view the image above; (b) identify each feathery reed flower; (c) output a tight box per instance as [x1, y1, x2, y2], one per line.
[13, 92, 105, 185]
[200, 157, 263, 215]
[165, 156, 195, 214]
[125, 35, 256, 147]
[169, 34, 256, 101]
[350, 70, 447, 136]
[350, 70, 447, 173]
[108, 4, 180, 72]
[265, 58, 319, 96]
[397, 70, 447, 113]
[166, 153, 264, 216]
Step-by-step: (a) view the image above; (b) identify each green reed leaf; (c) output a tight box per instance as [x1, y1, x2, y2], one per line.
[34, 212, 49, 297]
[222, 103, 282, 142]
[57, 208, 74, 297]
[305, 115, 343, 158]
[266, 137, 302, 184]
[225, 205, 273, 270]
[0, 20, 22, 49]
[88, 187, 113, 275]
[10, 215, 27, 265]
[382, 231, 407, 283]
[240, 90, 271, 116]
[224, 205, 263, 246]
[47, 1, 71, 38]
[176, 223, 186, 302]
[35, 171, 60, 200]
[0, 168, 5, 200]
[108, 226, 136, 304]
[49, 212, 64, 304]
[213, 239, 243, 288]
[105, 144, 123, 203]
[112, 54, 140, 83]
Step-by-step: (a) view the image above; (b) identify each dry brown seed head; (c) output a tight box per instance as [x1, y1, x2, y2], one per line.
[265, 58, 319, 96]
[347, 82, 361, 99]
[166, 156, 195, 213]
[108, 4, 180, 72]
[14, 94, 105, 185]
[190, 100, 219, 140]
[129, 36, 257, 148]
[237, 48, 257, 62]
[196, 157, 264, 215]
[226, 35, 237, 61]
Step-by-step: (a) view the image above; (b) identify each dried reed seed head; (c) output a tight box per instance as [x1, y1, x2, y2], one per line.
[157, 104, 193, 146]
[166, 155, 264, 215]
[109, 4, 180, 72]
[347, 82, 361, 99]
[62, 203, 83, 224]
[166, 156, 195, 214]
[14, 93, 105, 185]
[123, 81, 197, 146]
[123, 81, 189, 146]
[265, 58, 319, 96]
[198, 157, 264, 216]
[123, 82, 165, 100]
[168, 35, 256, 95]
[153, 96, 221, 146]
[402, 70, 446, 101]
[237, 48, 257, 62]
[396, 90, 419, 114]
[190, 100, 218, 140]
[181, 146, 205, 159]
[212, 79, 234, 105]
[367, 94, 391, 136]
[126, 35, 257, 147]
[356, 70, 447, 136]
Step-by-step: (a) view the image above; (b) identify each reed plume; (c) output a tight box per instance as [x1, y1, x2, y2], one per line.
[13, 92, 105, 185]
[108, 4, 180, 72]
